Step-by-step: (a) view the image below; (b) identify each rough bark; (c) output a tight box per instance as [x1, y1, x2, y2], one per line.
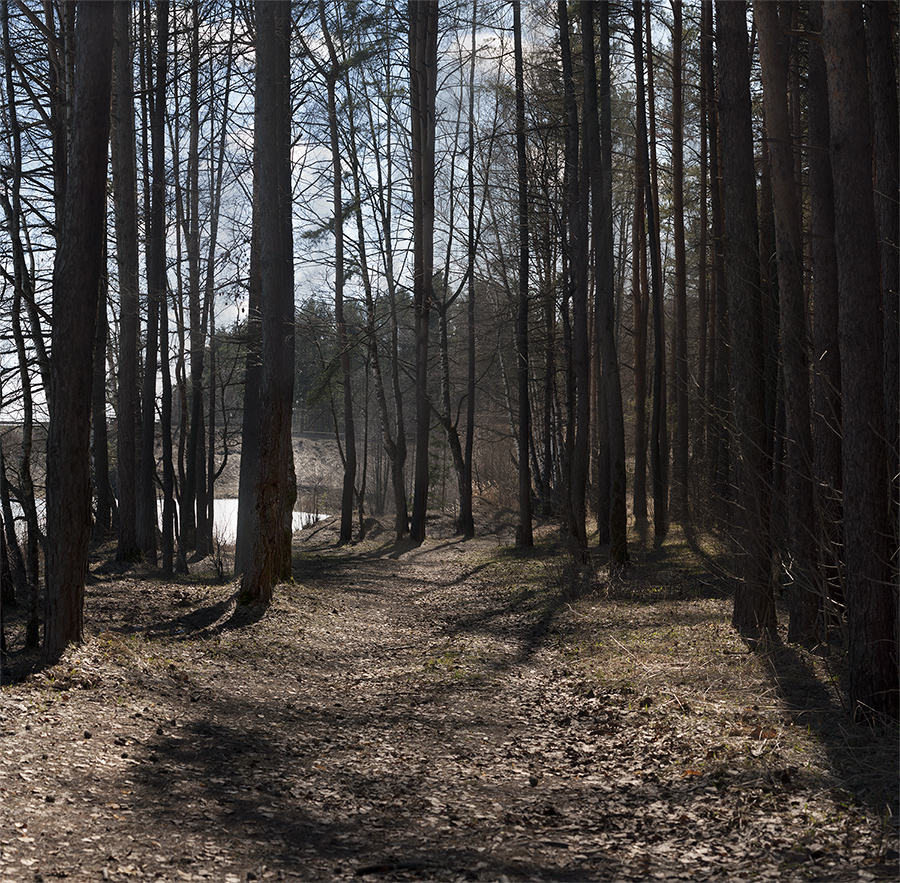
[823, 0, 897, 720]
[44, 1, 114, 661]
[513, 0, 533, 548]
[409, 0, 439, 544]
[755, 0, 818, 643]
[670, 0, 689, 523]
[715, 0, 774, 633]
[240, 0, 296, 603]
[111, 0, 141, 563]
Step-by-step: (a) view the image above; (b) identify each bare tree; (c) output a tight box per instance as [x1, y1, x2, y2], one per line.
[44, 1, 114, 660]
[240, 0, 296, 603]
[715, 0, 774, 633]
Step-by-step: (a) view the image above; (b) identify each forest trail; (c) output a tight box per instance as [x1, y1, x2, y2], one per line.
[0, 514, 897, 882]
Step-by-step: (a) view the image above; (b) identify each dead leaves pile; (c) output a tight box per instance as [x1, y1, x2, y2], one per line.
[0, 519, 897, 882]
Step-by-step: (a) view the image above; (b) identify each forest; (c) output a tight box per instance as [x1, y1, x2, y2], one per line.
[0, 0, 898, 878]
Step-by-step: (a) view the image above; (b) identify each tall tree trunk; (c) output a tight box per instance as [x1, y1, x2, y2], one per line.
[755, 0, 818, 644]
[513, 0, 533, 548]
[823, 0, 897, 720]
[807, 0, 842, 624]
[560, 0, 588, 552]
[44, 1, 113, 661]
[461, 0, 478, 540]
[111, 0, 141, 563]
[715, 0, 774, 633]
[91, 255, 114, 545]
[241, 0, 296, 603]
[865, 0, 899, 545]
[671, 0, 689, 522]
[234, 178, 263, 576]
[321, 0, 357, 545]
[631, 140, 648, 523]
[591, 0, 629, 564]
[633, 0, 667, 539]
[409, 0, 439, 543]
[137, 3, 161, 564]
[144, 2, 173, 577]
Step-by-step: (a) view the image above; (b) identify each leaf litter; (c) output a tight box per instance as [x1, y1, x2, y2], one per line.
[0, 514, 897, 882]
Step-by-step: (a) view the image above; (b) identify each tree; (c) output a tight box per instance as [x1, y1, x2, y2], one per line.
[670, 0, 689, 522]
[513, 0, 533, 548]
[111, 0, 142, 563]
[44, 1, 114, 660]
[822, 0, 897, 720]
[594, 0, 628, 565]
[320, 0, 357, 545]
[715, 0, 774, 633]
[409, 0, 439, 543]
[755, 0, 817, 644]
[240, 0, 296, 603]
[633, 0, 667, 539]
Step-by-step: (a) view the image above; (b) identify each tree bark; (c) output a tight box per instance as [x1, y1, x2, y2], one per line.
[755, 0, 818, 643]
[671, 0, 689, 523]
[44, 0, 114, 661]
[111, 0, 141, 563]
[409, 0, 439, 543]
[592, 0, 628, 565]
[241, 0, 296, 603]
[715, 0, 774, 633]
[823, 0, 897, 720]
[513, 0, 533, 548]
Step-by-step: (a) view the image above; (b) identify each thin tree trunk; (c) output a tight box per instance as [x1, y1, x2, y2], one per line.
[513, 0, 533, 548]
[633, 0, 667, 539]
[671, 0, 689, 522]
[111, 0, 141, 563]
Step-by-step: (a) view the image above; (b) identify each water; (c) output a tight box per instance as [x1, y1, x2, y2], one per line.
[6, 497, 326, 546]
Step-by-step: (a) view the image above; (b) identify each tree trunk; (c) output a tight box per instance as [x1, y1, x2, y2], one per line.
[715, 0, 774, 634]
[111, 0, 141, 563]
[91, 256, 114, 545]
[513, 0, 533, 548]
[241, 0, 296, 603]
[633, 0, 667, 539]
[755, 0, 818, 644]
[234, 178, 263, 576]
[321, 0, 357, 545]
[671, 0, 689, 522]
[559, 0, 588, 552]
[865, 0, 899, 544]
[822, 0, 897, 720]
[409, 0, 438, 544]
[807, 0, 842, 626]
[44, 0, 113, 661]
[591, 0, 629, 565]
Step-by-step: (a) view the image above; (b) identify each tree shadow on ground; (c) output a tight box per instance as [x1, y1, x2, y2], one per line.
[740, 627, 899, 822]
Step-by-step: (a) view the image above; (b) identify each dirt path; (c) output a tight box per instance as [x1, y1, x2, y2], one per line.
[1, 516, 897, 882]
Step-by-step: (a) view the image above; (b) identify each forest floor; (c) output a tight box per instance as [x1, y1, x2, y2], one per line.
[0, 509, 898, 883]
